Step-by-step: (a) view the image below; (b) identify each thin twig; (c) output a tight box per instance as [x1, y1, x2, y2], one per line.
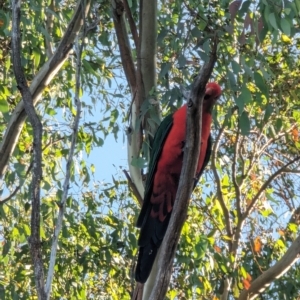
[197, 196, 224, 235]
[243, 156, 300, 220]
[0, 161, 33, 204]
[232, 128, 242, 218]
[243, 125, 296, 181]
[0, 137, 64, 205]
[123, 169, 143, 206]
[238, 134, 245, 177]
[211, 119, 233, 242]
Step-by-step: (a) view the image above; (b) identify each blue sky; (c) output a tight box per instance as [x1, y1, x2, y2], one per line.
[88, 133, 127, 183]
[80, 89, 129, 184]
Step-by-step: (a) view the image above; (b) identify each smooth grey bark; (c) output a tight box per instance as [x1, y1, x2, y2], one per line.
[112, 0, 159, 201]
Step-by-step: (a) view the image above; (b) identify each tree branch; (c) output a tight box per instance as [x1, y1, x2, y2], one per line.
[45, 0, 55, 58]
[213, 108, 238, 300]
[111, 0, 136, 93]
[45, 14, 86, 297]
[123, 0, 139, 49]
[148, 37, 218, 300]
[139, 0, 157, 100]
[238, 234, 300, 300]
[123, 169, 143, 206]
[0, 161, 33, 204]
[12, 1, 45, 298]
[0, 137, 64, 205]
[232, 129, 242, 218]
[112, 0, 145, 199]
[211, 119, 233, 241]
[243, 156, 300, 220]
[139, 0, 160, 139]
[0, 0, 91, 179]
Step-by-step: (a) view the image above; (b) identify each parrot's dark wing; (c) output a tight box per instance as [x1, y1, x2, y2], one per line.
[135, 113, 174, 283]
[136, 113, 174, 228]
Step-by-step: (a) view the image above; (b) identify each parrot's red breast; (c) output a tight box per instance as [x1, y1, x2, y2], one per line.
[150, 104, 213, 221]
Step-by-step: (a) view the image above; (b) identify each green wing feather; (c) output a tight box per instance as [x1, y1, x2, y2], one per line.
[136, 113, 174, 228]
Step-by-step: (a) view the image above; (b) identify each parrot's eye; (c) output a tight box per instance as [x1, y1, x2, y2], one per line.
[204, 94, 210, 100]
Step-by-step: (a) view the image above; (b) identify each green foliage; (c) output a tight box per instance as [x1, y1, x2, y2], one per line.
[1, 0, 300, 299]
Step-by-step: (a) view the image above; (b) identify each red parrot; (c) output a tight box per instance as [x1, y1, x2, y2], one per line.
[135, 82, 222, 283]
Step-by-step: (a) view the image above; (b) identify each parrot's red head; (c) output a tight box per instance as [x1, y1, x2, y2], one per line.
[203, 82, 222, 112]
